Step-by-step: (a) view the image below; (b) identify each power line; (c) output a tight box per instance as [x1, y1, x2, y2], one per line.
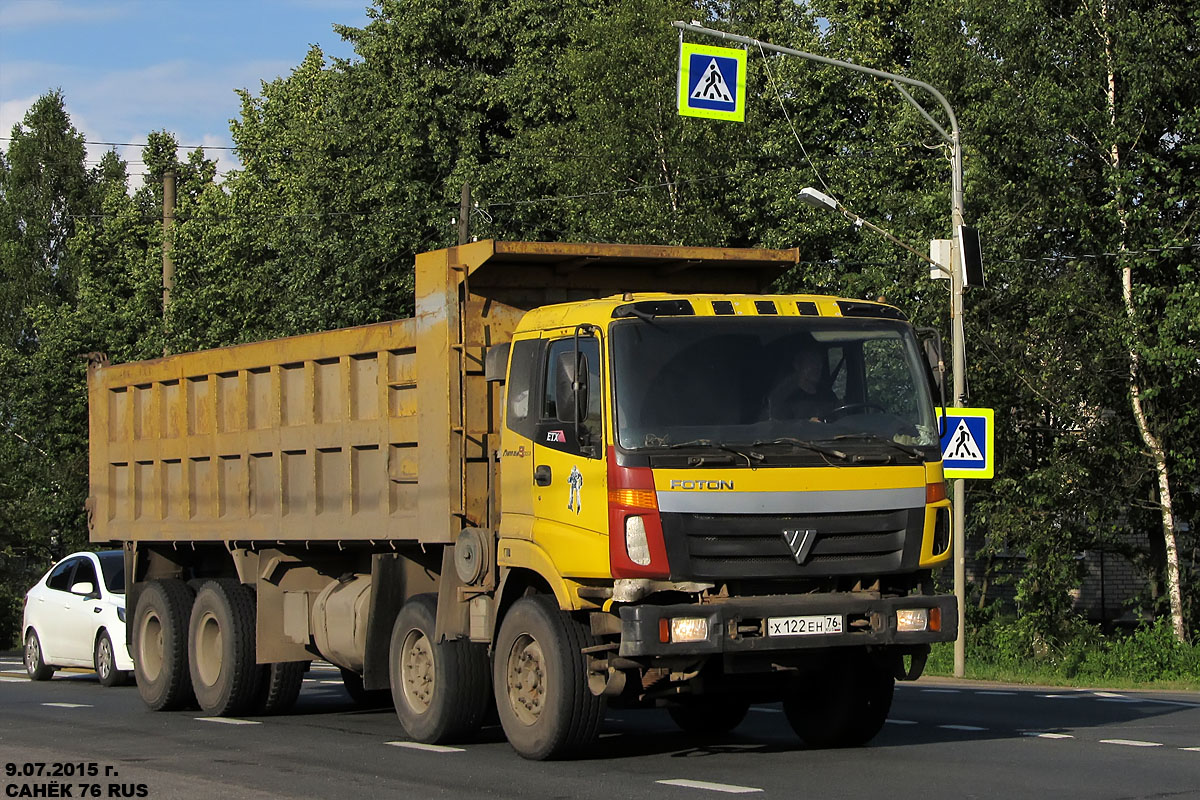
[0, 136, 237, 151]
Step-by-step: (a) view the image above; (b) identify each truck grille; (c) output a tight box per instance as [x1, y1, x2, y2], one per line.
[660, 508, 925, 580]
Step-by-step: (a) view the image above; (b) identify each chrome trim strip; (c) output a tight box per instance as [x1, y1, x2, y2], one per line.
[655, 487, 925, 515]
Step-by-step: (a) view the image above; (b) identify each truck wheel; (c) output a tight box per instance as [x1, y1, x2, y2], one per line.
[493, 594, 605, 760]
[187, 579, 260, 717]
[783, 649, 894, 748]
[255, 661, 308, 714]
[132, 579, 195, 710]
[668, 695, 751, 737]
[95, 630, 128, 687]
[389, 593, 490, 743]
[24, 630, 54, 681]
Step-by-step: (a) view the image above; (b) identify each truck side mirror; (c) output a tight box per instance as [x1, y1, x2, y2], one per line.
[554, 350, 589, 424]
[916, 327, 947, 433]
[485, 342, 510, 383]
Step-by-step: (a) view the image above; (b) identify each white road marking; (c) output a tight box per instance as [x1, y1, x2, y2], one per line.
[1040, 694, 1084, 699]
[197, 717, 261, 725]
[748, 707, 782, 714]
[939, 724, 987, 732]
[975, 691, 1016, 696]
[320, 680, 343, 685]
[1022, 732, 1074, 739]
[1180, 747, 1200, 752]
[1100, 739, 1162, 748]
[386, 741, 465, 753]
[657, 779, 762, 794]
[42, 702, 92, 708]
[886, 719, 918, 725]
[0, 676, 28, 683]
[921, 688, 961, 694]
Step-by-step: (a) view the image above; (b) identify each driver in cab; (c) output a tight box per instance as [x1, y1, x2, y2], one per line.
[768, 340, 838, 422]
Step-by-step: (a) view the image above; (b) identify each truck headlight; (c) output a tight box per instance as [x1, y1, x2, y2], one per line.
[897, 608, 938, 632]
[672, 617, 708, 642]
[625, 516, 652, 566]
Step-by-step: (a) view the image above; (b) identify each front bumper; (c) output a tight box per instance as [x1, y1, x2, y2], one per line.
[618, 592, 957, 658]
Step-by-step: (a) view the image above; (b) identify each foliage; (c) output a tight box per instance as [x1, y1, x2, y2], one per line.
[928, 614, 1200, 686]
[0, 0, 1197, 655]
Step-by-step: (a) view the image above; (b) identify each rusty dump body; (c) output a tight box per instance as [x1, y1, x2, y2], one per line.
[87, 240, 796, 549]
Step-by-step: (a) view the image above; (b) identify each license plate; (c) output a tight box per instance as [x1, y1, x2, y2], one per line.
[766, 614, 843, 637]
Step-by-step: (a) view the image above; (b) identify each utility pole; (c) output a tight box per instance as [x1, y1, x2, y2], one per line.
[673, 21, 970, 676]
[458, 182, 471, 246]
[162, 169, 176, 355]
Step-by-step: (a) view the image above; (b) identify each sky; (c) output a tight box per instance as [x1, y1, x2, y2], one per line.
[0, 0, 373, 181]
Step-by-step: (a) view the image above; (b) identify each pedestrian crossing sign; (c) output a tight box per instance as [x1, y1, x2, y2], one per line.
[937, 407, 994, 479]
[677, 42, 746, 122]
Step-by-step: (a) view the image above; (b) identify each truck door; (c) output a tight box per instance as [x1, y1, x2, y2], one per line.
[498, 335, 542, 538]
[530, 335, 610, 579]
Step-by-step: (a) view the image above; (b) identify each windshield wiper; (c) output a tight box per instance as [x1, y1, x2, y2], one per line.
[665, 439, 765, 466]
[828, 434, 926, 462]
[750, 437, 850, 461]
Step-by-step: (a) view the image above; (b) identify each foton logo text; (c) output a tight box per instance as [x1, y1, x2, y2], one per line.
[669, 480, 734, 490]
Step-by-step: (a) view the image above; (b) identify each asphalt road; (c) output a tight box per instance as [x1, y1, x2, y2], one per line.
[2, 656, 1198, 800]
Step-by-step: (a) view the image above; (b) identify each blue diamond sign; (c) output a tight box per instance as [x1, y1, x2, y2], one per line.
[937, 407, 994, 479]
[677, 42, 746, 122]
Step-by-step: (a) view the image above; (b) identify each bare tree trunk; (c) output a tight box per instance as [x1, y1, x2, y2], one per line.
[1100, 1, 1187, 642]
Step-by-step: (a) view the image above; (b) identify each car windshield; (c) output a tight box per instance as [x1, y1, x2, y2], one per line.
[97, 551, 125, 595]
[610, 316, 940, 453]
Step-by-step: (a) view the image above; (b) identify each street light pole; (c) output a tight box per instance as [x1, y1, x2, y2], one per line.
[674, 21, 969, 676]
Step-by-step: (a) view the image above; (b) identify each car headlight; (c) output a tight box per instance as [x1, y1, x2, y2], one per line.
[117, 606, 126, 623]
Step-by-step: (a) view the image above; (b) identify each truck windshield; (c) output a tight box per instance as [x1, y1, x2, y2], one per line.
[610, 316, 940, 453]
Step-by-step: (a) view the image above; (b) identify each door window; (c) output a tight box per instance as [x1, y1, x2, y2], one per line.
[45, 559, 78, 593]
[539, 337, 602, 458]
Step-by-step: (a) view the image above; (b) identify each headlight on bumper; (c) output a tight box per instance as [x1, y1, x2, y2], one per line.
[897, 607, 941, 633]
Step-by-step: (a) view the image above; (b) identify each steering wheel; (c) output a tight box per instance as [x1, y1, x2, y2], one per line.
[825, 402, 886, 420]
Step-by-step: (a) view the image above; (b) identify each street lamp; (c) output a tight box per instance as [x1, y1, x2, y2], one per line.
[673, 20, 970, 677]
[796, 187, 951, 277]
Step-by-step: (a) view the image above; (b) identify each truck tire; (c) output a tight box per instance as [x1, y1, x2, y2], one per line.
[187, 579, 260, 717]
[668, 695, 751, 737]
[783, 649, 894, 748]
[24, 630, 54, 681]
[132, 578, 195, 711]
[389, 593, 490, 743]
[95, 630, 128, 687]
[493, 594, 605, 760]
[255, 661, 308, 714]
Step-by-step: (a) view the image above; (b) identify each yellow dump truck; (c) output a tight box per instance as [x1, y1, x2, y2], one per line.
[88, 240, 956, 759]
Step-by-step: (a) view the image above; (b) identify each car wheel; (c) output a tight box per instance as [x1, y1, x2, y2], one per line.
[95, 630, 127, 687]
[24, 630, 54, 681]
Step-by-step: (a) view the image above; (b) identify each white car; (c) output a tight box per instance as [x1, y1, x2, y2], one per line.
[22, 550, 134, 686]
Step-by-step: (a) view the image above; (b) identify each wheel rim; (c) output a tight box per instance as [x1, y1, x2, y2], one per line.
[505, 633, 546, 726]
[400, 628, 434, 714]
[25, 632, 40, 673]
[97, 637, 113, 680]
[137, 610, 164, 682]
[194, 610, 223, 688]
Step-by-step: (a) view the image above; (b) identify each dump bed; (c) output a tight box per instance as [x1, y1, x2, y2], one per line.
[88, 240, 798, 546]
